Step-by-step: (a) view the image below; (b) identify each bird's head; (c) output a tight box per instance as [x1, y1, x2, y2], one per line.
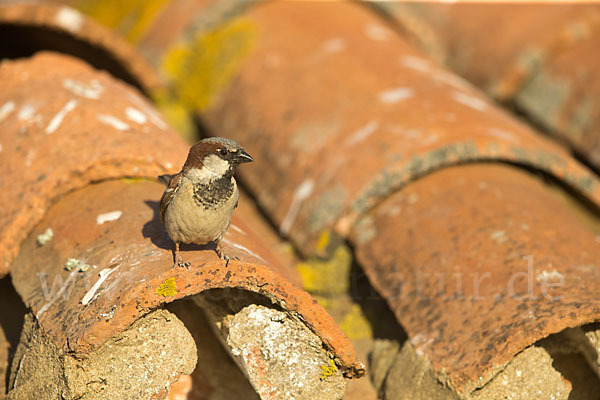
[183, 137, 253, 183]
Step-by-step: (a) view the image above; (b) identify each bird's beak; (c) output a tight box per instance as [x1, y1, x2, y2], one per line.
[236, 150, 254, 163]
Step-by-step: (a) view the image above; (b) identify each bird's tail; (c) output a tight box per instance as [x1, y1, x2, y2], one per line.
[157, 174, 174, 186]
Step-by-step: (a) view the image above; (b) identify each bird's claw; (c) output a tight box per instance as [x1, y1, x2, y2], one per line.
[215, 246, 232, 267]
[174, 259, 191, 269]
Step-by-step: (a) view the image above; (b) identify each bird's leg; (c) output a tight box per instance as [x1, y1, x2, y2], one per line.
[173, 241, 190, 268]
[215, 242, 230, 268]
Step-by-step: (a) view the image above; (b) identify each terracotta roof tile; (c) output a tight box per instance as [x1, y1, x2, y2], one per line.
[2, 51, 364, 397]
[0, 2, 162, 94]
[176, 1, 600, 395]
[377, 3, 600, 170]
[0, 51, 185, 276]
[198, 1, 600, 257]
[4, 0, 600, 397]
[351, 164, 600, 395]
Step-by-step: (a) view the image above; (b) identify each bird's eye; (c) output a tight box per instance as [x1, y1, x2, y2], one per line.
[219, 149, 228, 156]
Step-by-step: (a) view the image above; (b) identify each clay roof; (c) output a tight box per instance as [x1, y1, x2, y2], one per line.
[3, 0, 600, 398]
[376, 2, 600, 171]
[0, 50, 363, 398]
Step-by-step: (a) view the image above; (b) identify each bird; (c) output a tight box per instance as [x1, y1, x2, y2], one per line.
[159, 137, 253, 268]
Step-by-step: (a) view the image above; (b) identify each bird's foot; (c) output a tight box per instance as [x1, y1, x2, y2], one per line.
[172, 242, 190, 268]
[174, 257, 191, 269]
[215, 245, 235, 267]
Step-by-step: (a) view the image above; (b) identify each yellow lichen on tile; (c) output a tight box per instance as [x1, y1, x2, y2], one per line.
[315, 230, 331, 254]
[153, 90, 196, 142]
[297, 245, 351, 296]
[339, 304, 373, 340]
[161, 18, 256, 112]
[121, 177, 152, 184]
[155, 277, 178, 297]
[75, 0, 169, 42]
[312, 295, 332, 310]
[319, 359, 338, 381]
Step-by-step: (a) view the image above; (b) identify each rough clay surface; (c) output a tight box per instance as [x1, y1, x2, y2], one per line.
[7, 309, 196, 399]
[227, 304, 346, 400]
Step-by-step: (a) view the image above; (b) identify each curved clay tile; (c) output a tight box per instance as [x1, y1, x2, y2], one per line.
[0, 2, 162, 94]
[1, 52, 364, 395]
[0, 51, 185, 276]
[377, 3, 600, 171]
[179, 1, 600, 396]
[10, 179, 362, 378]
[350, 164, 600, 396]
[198, 1, 600, 256]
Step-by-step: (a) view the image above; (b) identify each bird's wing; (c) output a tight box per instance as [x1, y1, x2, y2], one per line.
[159, 172, 182, 224]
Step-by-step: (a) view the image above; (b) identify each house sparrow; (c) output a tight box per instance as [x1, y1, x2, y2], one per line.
[159, 137, 253, 268]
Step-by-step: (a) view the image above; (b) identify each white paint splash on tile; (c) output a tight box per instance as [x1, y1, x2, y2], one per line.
[420, 133, 439, 146]
[280, 178, 315, 234]
[24, 149, 36, 167]
[389, 125, 421, 139]
[399, 55, 431, 72]
[97, 114, 130, 131]
[230, 224, 247, 236]
[37, 228, 54, 246]
[435, 72, 472, 91]
[0, 101, 16, 122]
[345, 120, 379, 146]
[536, 270, 564, 282]
[18, 104, 37, 121]
[378, 87, 414, 104]
[81, 265, 120, 305]
[55, 7, 84, 32]
[400, 55, 472, 91]
[126, 92, 168, 130]
[125, 107, 147, 124]
[46, 99, 78, 134]
[365, 24, 391, 41]
[491, 230, 507, 243]
[410, 332, 434, 356]
[222, 238, 267, 264]
[96, 211, 122, 224]
[452, 91, 488, 111]
[488, 128, 520, 144]
[321, 38, 347, 54]
[63, 78, 103, 99]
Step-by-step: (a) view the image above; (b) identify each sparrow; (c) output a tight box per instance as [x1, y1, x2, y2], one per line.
[159, 137, 253, 268]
